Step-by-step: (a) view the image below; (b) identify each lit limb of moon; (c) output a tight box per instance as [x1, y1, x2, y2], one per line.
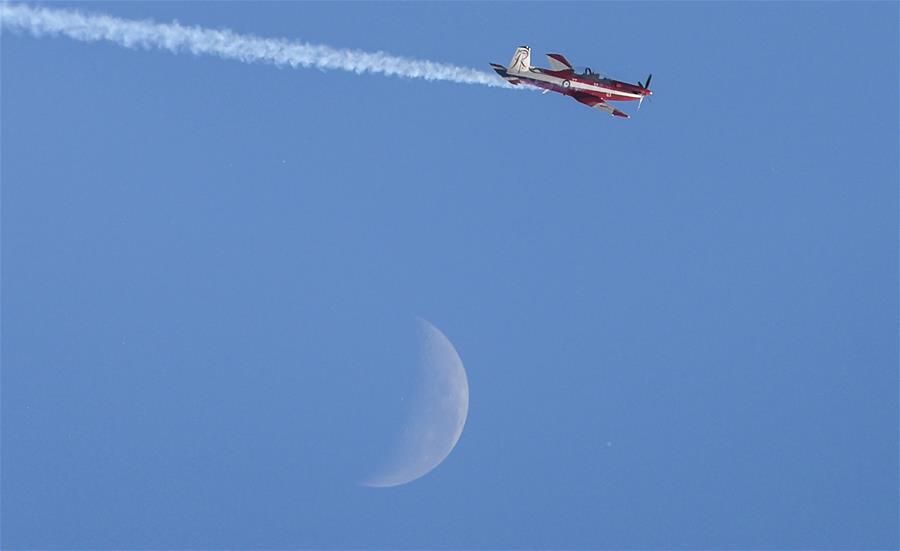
[361, 318, 469, 488]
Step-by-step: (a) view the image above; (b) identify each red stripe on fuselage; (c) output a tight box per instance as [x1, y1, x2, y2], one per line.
[516, 72, 644, 103]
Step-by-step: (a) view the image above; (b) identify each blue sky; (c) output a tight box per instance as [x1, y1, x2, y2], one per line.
[2, 2, 898, 549]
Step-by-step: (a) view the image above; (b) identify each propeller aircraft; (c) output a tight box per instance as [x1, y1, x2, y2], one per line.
[491, 46, 652, 119]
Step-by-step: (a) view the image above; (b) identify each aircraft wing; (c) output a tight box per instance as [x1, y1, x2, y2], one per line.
[571, 92, 630, 118]
[546, 53, 574, 72]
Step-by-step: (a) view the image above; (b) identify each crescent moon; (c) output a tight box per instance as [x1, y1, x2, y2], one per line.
[361, 318, 469, 488]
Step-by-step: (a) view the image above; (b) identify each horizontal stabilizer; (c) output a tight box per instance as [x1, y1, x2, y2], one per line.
[546, 53, 573, 72]
[490, 63, 520, 84]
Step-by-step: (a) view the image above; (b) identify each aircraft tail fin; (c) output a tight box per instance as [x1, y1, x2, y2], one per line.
[546, 53, 574, 72]
[507, 46, 532, 74]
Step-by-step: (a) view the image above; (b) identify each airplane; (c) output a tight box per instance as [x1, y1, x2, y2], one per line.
[490, 46, 652, 118]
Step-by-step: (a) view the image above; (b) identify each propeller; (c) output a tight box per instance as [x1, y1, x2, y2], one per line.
[638, 73, 652, 109]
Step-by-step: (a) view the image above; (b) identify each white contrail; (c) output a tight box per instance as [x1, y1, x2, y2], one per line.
[0, 3, 512, 88]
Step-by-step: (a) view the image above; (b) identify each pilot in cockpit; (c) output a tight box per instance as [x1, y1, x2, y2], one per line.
[577, 66, 603, 80]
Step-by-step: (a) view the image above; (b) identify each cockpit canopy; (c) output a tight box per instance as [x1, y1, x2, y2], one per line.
[574, 66, 605, 80]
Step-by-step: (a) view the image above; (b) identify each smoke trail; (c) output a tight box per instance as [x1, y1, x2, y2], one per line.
[0, 3, 512, 88]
